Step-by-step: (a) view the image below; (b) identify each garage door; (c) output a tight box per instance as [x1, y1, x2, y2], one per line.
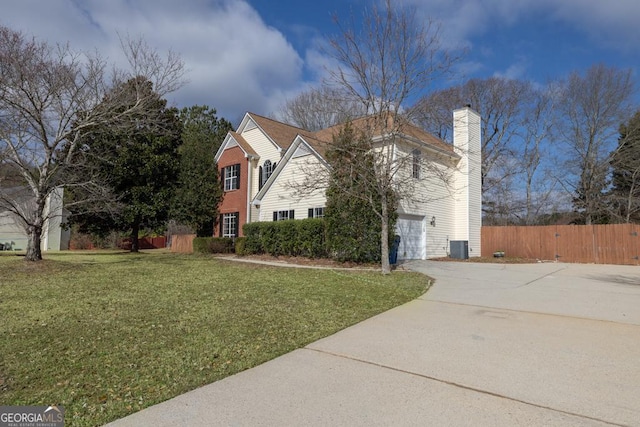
[396, 215, 425, 260]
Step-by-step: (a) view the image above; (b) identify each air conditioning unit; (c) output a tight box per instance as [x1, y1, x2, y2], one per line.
[450, 240, 469, 259]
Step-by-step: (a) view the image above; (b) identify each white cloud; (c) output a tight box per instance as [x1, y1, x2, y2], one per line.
[0, 0, 304, 119]
[407, 0, 640, 52]
[493, 58, 529, 80]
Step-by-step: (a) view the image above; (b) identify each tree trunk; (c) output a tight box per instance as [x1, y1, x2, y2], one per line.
[380, 197, 391, 275]
[131, 221, 140, 253]
[25, 224, 43, 261]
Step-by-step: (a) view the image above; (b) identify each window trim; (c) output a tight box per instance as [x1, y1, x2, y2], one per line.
[220, 212, 239, 237]
[223, 164, 240, 191]
[259, 160, 276, 190]
[308, 207, 325, 218]
[273, 210, 295, 221]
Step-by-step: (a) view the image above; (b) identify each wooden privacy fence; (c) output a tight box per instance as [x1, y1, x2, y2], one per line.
[482, 224, 640, 265]
[170, 234, 196, 253]
[119, 236, 167, 250]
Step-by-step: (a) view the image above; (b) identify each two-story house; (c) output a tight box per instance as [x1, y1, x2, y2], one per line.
[214, 107, 481, 261]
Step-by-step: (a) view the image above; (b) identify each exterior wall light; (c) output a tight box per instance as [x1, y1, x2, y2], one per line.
[430, 216, 436, 227]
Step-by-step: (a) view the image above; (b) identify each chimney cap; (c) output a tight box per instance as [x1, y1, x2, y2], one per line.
[465, 103, 471, 108]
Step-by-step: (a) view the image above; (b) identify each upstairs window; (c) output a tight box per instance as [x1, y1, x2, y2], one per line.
[412, 149, 421, 179]
[259, 160, 276, 190]
[308, 207, 325, 218]
[223, 164, 240, 191]
[273, 210, 295, 221]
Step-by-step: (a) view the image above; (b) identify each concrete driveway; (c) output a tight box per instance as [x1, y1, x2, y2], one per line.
[108, 261, 640, 427]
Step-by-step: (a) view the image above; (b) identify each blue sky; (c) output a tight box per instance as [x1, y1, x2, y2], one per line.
[2, 0, 639, 122]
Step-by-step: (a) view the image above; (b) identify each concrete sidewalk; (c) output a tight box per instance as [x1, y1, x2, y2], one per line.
[107, 261, 640, 426]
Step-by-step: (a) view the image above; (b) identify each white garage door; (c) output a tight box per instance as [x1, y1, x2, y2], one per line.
[396, 215, 425, 260]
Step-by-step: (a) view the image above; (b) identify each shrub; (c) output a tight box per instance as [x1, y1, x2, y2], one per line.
[297, 219, 327, 258]
[242, 219, 327, 258]
[234, 237, 246, 256]
[260, 222, 279, 255]
[242, 223, 262, 254]
[276, 221, 298, 256]
[193, 237, 234, 254]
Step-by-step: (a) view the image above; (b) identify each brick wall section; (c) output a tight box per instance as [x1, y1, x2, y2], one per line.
[216, 146, 248, 237]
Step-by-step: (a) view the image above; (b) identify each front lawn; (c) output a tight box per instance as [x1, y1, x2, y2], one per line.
[0, 251, 428, 426]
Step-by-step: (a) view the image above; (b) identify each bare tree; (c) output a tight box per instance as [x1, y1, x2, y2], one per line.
[275, 86, 366, 131]
[609, 110, 640, 223]
[0, 26, 185, 261]
[412, 77, 530, 196]
[317, 0, 458, 273]
[516, 83, 558, 224]
[555, 64, 636, 224]
[410, 86, 461, 141]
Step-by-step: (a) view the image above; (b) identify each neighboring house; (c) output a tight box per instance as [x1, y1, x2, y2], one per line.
[214, 107, 481, 260]
[0, 187, 70, 251]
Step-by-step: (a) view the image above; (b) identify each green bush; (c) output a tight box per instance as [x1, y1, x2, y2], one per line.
[242, 219, 327, 258]
[260, 222, 279, 255]
[234, 237, 246, 256]
[242, 223, 263, 254]
[277, 221, 297, 256]
[193, 237, 235, 254]
[297, 219, 327, 258]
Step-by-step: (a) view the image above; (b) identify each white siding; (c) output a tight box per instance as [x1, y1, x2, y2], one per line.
[0, 212, 28, 250]
[258, 155, 327, 221]
[0, 188, 69, 251]
[241, 127, 282, 200]
[395, 141, 457, 259]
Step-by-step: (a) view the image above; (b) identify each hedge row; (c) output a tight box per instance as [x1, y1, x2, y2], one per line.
[193, 237, 235, 254]
[242, 219, 327, 258]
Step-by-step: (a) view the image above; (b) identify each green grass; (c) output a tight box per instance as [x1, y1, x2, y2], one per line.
[0, 251, 428, 426]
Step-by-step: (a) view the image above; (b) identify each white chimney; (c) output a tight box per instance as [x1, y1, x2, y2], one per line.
[453, 106, 482, 257]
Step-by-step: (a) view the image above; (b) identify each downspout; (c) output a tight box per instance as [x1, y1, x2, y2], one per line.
[246, 157, 252, 226]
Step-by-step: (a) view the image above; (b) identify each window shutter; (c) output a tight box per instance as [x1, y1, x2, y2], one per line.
[289, 210, 295, 220]
[273, 211, 278, 221]
[219, 214, 224, 237]
[258, 166, 263, 190]
[235, 164, 241, 190]
[308, 208, 313, 218]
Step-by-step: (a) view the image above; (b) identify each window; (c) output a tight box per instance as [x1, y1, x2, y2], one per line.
[223, 164, 240, 191]
[220, 212, 239, 237]
[308, 207, 325, 218]
[273, 210, 295, 221]
[412, 149, 421, 179]
[259, 160, 276, 190]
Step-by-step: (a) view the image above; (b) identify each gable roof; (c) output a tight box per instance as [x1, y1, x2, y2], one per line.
[253, 135, 329, 204]
[229, 131, 258, 157]
[248, 113, 314, 151]
[214, 131, 258, 161]
[312, 114, 454, 154]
